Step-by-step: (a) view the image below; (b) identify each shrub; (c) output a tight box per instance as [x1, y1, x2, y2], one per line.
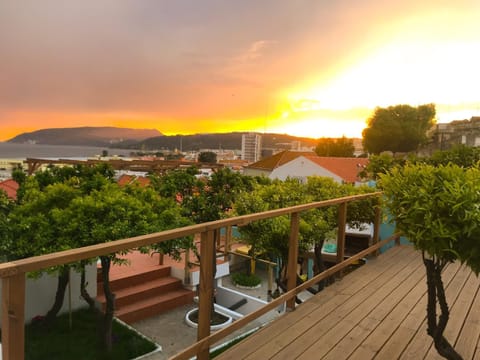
[231, 272, 262, 288]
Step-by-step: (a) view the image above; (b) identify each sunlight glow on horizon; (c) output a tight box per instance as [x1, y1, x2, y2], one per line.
[1, 5, 480, 142]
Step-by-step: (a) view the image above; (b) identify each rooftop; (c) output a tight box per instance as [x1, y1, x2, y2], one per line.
[214, 245, 480, 359]
[0, 179, 19, 200]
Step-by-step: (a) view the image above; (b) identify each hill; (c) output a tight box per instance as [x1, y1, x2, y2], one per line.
[7, 127, 162, 147]
[127, 132, 319, 151]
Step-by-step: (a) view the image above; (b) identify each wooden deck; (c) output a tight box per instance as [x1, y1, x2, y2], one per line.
[216, 245, 480, 360]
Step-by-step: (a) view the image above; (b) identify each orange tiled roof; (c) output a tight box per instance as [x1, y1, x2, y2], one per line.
[117, 174, 151, 187]
[247, 151, 315, 171]
[304, 156, 369, 183]
[0, 179, 19, 200]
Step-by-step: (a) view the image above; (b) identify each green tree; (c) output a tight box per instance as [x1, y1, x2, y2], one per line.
[198, 151, 217, 163]
[150, 166, 201, 199]
[315, 136, 355, 157]
[380, 163, 480, 359]
[428, 144, 480, 168]
[2, 179, 83, 323]
[358, 153, 406, 181]
[234, 179, 312, 282]
[362, 103, 436, 154]
[178, 168, 254, 320]
[60, 182, 189, 352]
[235, 176, 376, 293]
[0, 189, 15, 260]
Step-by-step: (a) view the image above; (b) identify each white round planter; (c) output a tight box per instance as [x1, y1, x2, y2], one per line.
[185, 308, 233, 331]
[234, 283, 261, 290]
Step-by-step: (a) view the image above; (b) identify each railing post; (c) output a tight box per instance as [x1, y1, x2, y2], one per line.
[2, 273, 26, 360]
[372, 203, 382, 257]
[336, 202, 347, 265]
[197, 230, 215, 360]
[286, 212, 300, 310]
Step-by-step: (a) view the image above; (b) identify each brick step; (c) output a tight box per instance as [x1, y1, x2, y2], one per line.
[97, 266, 172, 295]
[115, 289, 194, 324]
[97, 276, 183, 309]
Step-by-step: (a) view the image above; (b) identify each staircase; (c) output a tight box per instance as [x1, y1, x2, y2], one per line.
[97, 266, 194, 324]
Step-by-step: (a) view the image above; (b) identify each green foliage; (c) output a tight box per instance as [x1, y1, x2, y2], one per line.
[150, 167, 200, 198]
[359, 153, 403, 180]
[315, 136, 355, 157]
[380, 163, 480, 273]
[182, 168, 255, 223]
[231, 272, 262, 287]
[2, 182, 81, 262]
[59, 184, 181, 257]
[428, 144, 480, 168]
[362, 103, 436, 154]
[234, 177, 376, 267]
[198, 151, 217, 163]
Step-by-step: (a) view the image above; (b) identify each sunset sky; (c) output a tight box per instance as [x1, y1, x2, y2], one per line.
[1, 0, 480, 141]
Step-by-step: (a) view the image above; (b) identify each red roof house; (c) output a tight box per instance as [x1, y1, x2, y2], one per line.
[0, 179, 19, 200]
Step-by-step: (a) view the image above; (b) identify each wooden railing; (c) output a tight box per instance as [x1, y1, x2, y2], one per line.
[0, 192, 385, 360]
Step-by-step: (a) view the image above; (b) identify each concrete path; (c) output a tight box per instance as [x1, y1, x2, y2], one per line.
[131, 269, 280, 359]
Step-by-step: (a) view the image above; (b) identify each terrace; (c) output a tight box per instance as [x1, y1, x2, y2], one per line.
[0, 192, 478, 359]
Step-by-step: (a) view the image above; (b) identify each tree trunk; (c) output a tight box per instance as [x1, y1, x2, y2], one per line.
[100, 256, 115, 353]
[45, 266, 70, 324]
[424, 257, 463, 360]
[80, 262, 96, 310]
[313, 241, 326, 291]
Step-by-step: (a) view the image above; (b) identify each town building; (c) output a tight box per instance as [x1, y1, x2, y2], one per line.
[244, 150, 368, 185]
[241, 133, 262, 163]
[430, 116, 480, 150]
[0, 179, 19, 200]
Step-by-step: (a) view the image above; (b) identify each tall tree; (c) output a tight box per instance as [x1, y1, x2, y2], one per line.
[2, 179, 82, 323]
[234, 177, 375, 293]
[380, 163, 480, 359]
[198, 151, 217, 163]
[315, 136, 355, 157]
[60, 182, 190, 352]
[362, 103, 436, 154]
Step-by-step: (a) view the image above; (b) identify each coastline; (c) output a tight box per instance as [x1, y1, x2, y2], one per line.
[0, 142, 132, 159]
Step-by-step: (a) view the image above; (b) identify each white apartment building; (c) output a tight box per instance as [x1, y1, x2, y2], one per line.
[241, 133, 262, 163]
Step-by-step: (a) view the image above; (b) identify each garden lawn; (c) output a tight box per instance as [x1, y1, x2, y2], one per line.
[25, 308, 157, 360]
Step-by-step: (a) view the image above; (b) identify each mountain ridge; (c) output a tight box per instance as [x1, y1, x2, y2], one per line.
[7, 127, 162, 147]
[7, 127, 322, 150]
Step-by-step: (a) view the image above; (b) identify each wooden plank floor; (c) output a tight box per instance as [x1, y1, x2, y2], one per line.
[215, 245, 480, 360]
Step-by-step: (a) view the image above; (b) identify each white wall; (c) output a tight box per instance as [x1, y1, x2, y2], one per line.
[171, 261, 230, 287]
[0, 264, 97, 326]
[270, 156, 343, 182]
[215, 286, 268, 316]
[243, 168, 270, 177]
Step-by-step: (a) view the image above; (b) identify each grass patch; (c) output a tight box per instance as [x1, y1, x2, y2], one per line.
[231, 272, 262, 288]
[25, 308, 157, 360]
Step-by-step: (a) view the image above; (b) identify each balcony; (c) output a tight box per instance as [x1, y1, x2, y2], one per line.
[212, 244, 480, 359]
[1, 192, 478, 359]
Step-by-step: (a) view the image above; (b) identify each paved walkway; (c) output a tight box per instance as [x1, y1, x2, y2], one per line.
[131, 269, 281, 359]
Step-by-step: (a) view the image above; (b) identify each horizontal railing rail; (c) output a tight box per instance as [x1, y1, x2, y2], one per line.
[171, 233, 400, 360]
[0, 191, 383, 360]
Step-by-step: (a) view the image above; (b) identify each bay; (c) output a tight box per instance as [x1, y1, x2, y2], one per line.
[0, 142, 133, 160]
